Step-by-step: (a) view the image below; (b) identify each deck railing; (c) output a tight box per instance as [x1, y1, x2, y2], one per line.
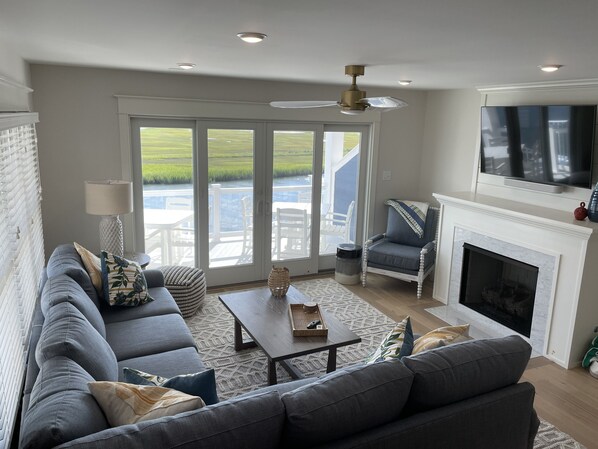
[143, 183, 318, 243]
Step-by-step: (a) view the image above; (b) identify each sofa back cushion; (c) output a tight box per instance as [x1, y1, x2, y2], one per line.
[20, 356, 109, 449]
[386, 207, 438, 247]
[46, 244, 101, 309]
[281, 360, 414, 448]
[36, 302, 118, 381]
[41, 274, 106, 338]
[55, 391, 285, 449]
[402, 335, 532, 413]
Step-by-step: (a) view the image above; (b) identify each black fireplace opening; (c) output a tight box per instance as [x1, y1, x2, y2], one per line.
[459, 243, 538, 337]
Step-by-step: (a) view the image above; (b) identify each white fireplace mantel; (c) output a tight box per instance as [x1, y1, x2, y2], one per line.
[432, 191, 598, 368]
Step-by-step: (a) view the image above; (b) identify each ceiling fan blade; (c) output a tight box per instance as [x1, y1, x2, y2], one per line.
[361, 96, 408, 109]
[270, 100, 338, 109]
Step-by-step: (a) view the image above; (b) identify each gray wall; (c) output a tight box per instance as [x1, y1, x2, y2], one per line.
[419, 89, 481, 203]
[30, 64, 427, 256]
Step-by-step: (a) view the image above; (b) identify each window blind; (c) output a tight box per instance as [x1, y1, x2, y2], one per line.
[0, 113, 43, 449]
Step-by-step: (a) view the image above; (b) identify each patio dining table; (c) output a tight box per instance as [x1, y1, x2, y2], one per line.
[144, 208, 194, 265]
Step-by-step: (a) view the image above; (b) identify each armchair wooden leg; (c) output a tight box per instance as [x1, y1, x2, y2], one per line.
[417, 281, 422, 299]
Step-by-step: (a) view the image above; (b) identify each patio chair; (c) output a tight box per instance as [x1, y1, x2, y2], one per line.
[276, 207, 309, 259]
[320, 200, 355, 242]
[362, 205, 439, 299]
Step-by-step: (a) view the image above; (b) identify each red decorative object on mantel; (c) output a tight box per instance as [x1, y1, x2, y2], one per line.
[574, 202, 588, 221]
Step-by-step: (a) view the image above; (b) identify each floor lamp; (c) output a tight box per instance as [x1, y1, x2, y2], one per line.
[85, 180, 133, 257]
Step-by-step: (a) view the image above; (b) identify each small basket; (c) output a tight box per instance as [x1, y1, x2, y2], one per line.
[268, 266, 290, 298]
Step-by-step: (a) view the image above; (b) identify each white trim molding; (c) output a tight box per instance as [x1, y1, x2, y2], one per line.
[0, 74, 33, 92]
[477, 78, 598, 94]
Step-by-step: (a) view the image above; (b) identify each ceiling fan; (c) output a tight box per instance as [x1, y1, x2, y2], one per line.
[270, 65, 408, 115]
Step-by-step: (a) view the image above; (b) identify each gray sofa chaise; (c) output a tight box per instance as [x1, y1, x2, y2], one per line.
[19, 243, 540, 449]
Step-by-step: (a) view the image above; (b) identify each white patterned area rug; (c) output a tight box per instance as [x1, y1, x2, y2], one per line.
[535, 420, 586, 449]
[185, 278, 585, 449]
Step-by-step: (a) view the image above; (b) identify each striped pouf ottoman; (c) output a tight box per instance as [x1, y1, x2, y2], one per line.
[159, 265, 206, 318]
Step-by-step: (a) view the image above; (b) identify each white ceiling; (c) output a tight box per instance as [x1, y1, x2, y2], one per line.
[1, 0, 598, 90]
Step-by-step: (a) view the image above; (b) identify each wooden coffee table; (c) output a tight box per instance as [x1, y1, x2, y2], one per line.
[219, 286, 361, 385]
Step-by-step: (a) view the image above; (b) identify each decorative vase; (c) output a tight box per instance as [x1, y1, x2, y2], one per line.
[574, 202, 588, 221]
[268, 266, 290, 298]
[588, 184, 598, 222]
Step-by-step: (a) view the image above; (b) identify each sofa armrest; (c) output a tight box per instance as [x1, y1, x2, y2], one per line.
[143, 269, 164, 288]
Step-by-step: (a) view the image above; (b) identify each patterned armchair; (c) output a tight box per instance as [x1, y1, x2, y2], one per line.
[362, 206, 440, 299]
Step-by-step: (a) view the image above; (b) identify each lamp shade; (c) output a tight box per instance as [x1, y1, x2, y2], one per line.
[85, 180, 133, 216]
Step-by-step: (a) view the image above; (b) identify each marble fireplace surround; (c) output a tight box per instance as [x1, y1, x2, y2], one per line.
[432, 192, 598, 369]
[427, 227, 557, 357]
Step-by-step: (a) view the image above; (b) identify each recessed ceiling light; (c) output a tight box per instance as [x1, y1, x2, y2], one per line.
[538, 64, 563, 73]
[398, 80, 412, 86]
[177, 63, 196, 70]
[237, 32, 267, 43]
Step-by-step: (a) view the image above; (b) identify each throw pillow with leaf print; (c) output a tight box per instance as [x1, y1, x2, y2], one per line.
[101, 251, 154, 306]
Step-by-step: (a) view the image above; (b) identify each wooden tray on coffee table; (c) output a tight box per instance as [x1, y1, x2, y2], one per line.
[288, 303, 328, 337]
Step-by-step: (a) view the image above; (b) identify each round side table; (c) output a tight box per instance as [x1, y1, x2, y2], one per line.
[125, 252, 151, 269]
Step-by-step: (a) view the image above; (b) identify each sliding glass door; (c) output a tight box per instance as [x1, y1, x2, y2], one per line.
[131, 119, 197, 268]
[132, 119, 369, 285]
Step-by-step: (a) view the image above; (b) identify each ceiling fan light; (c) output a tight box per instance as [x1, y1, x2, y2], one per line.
[398, 80, 412, 86]
[177, 63, 195, 70]
[538, 64, 562, 72]
[237, 32, 267, 43]
[341, 109, 365, 115]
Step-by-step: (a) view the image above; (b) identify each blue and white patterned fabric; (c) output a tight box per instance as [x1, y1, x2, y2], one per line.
[385, 199, 429, 238]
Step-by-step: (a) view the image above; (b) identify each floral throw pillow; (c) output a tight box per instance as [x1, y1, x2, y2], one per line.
[101, 251, 153, 307]
[365, 316, 414, 364]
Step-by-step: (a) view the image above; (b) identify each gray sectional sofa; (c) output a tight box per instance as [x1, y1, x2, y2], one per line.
[19, 243, 540, 449]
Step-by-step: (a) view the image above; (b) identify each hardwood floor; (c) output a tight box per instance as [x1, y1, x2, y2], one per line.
[208, 272, 598, 447]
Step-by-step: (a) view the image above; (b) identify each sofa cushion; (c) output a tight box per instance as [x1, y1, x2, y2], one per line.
[88, 381, 205, 427]
[402, 335, 532, 413]
[117, 347, 205, 382]
[41, 274, 106, 338]
[281, 359, 414, 448]
[101, 251, 154, 307]
[46, 244, 101, 309]
[56, 391, 285, 449]
[365, 316, 414, 363]
[235, 378, 316, 400]
[123, 367, 219, 405]
[20, 357, 109, 449]
[105, 313, 196, 361]
[101, 286, 180, 324]
[36, 302, 118, 381]
[367, 240, 435, 272]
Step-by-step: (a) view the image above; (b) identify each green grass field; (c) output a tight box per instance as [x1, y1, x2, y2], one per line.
[140, 128, 359, 184]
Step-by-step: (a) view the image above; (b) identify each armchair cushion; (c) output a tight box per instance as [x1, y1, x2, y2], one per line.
[367, 239, 435, 273]
[386, 207, 438, 248]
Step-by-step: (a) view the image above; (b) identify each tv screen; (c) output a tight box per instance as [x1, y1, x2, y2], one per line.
[480, 105, 596, 188]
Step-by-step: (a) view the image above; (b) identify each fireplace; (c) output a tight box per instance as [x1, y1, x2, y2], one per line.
[459, 243, 539, 338]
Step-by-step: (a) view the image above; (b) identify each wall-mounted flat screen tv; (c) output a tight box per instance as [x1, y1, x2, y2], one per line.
[480, 105, 596, 188]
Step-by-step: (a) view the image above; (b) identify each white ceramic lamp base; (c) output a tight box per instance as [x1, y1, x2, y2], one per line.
[99, 215, 124, 256]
